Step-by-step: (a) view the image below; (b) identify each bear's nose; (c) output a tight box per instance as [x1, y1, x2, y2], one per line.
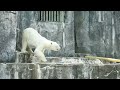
[57, 47, 60, 51]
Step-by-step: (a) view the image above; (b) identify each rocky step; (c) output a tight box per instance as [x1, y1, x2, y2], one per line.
[0, 61, 120, 79]
[0, 51, 117, 79]
[16, 51, 116, 64]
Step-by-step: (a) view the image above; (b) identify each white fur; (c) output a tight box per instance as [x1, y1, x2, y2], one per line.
[21, 28, 61, 62]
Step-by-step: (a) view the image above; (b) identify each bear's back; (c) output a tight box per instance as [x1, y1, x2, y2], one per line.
[23, 28, 48, 48]
[23, 28, 39, 36]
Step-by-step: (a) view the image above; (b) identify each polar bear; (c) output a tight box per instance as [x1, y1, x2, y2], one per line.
[21, 28, 61, 62]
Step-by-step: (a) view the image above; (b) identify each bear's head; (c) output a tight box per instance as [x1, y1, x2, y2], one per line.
[49, 41, 61, 51]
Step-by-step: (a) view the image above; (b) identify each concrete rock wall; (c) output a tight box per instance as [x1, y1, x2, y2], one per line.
[0, 11, 17, 62]
[2, 11, 120, 62]
[74, 11, 120, 59]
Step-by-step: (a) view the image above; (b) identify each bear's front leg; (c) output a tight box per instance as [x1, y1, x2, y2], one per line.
[27, 46, 34, 54]
[34, 50, 47, 63]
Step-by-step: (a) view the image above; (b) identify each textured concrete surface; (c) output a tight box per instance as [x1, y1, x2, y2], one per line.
[0, 11, 17, 62]
[0, 52, 116, 79]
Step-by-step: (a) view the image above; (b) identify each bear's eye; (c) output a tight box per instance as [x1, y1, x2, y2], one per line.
[51, 42, 52, 45]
